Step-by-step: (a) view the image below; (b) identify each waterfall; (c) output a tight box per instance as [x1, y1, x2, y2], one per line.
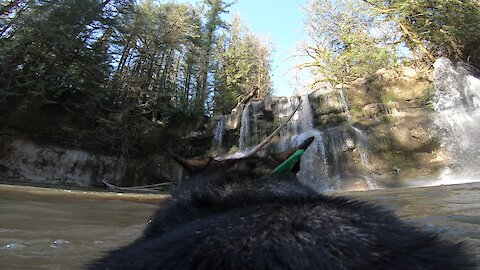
[266, 93, 379, 192]
[299, 95, 314, 131]
[327, 131, 341, 180]
[338, 88, 352, 123]
[239, 104, 251, 151]
[295, 130, 333, 191]
[351, 126, 377, 189]
[212, 116, 225, 151]
[274, 96, 302, 137]
[219, 57, 480, 192]
[272, 95, 342, 191]
[273, 95, 314, 135]
[339, 87, 378, 190]
[431, 57, 480, 182]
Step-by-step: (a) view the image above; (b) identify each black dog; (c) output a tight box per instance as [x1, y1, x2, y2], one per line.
[89, 137, 474, 269]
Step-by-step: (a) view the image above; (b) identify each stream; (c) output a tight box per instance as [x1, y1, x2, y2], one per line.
[0, 182, 479, 269]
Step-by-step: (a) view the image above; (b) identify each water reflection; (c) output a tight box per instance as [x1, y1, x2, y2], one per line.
[344, 182, 480, 264]
[0, 188, 159, 269]
[1, 182, 479, 269]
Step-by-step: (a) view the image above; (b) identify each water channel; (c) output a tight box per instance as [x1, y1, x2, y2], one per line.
[0, 182, 479, 269]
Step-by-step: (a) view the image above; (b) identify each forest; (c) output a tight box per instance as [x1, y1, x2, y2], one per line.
[0, 0, 273, 155]
[1, 0, 479, 157]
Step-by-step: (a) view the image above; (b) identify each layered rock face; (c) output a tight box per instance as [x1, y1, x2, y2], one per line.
[0, 139, 181, 188]
[211, 58, 480, 191]
[1, 58, 479, 191]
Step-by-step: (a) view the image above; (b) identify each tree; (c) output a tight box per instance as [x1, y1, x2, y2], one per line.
[362, 0, 480, 66]
[100, 1, 206, 154]
[0, 0, 274, 154]
[213, 15, 273, 114]
[0, 0, 121, 112]
[193, 0, 233, 114]
[299, 0, 399, 86]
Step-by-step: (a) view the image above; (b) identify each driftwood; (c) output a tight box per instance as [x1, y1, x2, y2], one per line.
[102, 180, 172, 193]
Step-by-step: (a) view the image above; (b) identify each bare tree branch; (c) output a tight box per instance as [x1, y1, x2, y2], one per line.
[245, 98, 303, 157]
[102, 179, 171, 193]
[234, 87, 257, 110]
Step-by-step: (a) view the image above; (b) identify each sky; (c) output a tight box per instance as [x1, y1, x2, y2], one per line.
[226, 0, 308, 96]
[179, 0, 310, 97]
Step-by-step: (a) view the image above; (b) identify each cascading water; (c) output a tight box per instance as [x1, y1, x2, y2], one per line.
[431, 57, 480, 183]
[338, 88, 352, 123]
[234, 89, 376, 191]
[321, 88, 376, 189]
[239, 104, 251, 151]
[212, 116, 225, 151]
[270, 96, 329, 190]
[220, 57, 480, 192]
[273, 96, 302, 138]
[350, 126, 377, 189]
[294, 130, 332, 191]
[326, 130, 341, 179]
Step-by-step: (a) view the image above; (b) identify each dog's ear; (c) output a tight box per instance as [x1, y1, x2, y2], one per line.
[172, 154, 214, 174]
[268, 137, 314, 174]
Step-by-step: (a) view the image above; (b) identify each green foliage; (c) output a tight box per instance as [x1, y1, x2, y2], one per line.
[417, 85, 436, 110]
[363, 0, 480, 66]
[380, 93, 395, 104]
[300, 0, 400, 86]
[0, 0, 274, 153]
[227, 145, 239, 155]
[213, 15, 273, 114]
[0, 0, 114, 111]
[301, 0, 480, 86]
[382, 115, 392, 124]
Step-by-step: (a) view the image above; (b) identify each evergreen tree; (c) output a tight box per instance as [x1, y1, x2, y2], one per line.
[0, 0, 117, 111]
[213, 15, 272, 114]
[0, 0, 274, 153]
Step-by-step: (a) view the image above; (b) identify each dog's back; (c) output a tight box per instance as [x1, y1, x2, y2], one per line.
[90, 142, 474, 269]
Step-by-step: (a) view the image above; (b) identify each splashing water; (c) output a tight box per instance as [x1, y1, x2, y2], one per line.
[432, 58, 480, 180]
[270, 96, 331, 190]
[269, 94, 376, 192]
[226, 58, 480, 191]
[295, 130, 334, 191]
[273, 96, 303, 137]
[239, 104, 251, 151]
[338, 88, 352, 123]
[212, 116, 225, 151]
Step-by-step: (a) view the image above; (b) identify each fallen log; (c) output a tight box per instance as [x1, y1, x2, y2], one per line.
[102, 180, 172, 193]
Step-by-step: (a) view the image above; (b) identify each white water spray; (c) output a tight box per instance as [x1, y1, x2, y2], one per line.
[212, 116, 225, 151]
[239, 104, 251, 151]
[431, 58, 480, 182]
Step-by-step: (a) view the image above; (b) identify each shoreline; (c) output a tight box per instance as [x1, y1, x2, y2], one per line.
[0, 182, 170, 203]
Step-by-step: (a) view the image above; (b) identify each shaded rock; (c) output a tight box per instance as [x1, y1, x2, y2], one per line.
[0, 139, 178, 188]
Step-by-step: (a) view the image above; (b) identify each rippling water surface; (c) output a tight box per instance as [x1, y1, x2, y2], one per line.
[1, 182, 479, 269]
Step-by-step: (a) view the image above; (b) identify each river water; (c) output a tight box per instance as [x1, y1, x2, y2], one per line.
[1, 182, 479, 269]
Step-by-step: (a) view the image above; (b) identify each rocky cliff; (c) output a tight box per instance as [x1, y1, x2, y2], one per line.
[1, 58, 479, 191]
[209, 58, 480, 191]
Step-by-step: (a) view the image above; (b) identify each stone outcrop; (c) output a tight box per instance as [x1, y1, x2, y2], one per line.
[2, 59, 478, 191]
[0, 139, 181, 189]
[208, 64, 451, 189]
[303, 66, 441, 187]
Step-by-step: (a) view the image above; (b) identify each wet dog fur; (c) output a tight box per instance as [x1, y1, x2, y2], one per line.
[89, 139, 474, 269]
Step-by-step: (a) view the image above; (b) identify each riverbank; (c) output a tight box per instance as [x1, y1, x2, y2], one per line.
[0, 182, 169, 203]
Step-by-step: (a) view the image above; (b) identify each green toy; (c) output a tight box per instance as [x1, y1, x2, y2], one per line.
[271, 149, 305, 175]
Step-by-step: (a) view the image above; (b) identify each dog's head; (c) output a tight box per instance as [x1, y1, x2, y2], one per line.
[171, 137, 315, 198]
